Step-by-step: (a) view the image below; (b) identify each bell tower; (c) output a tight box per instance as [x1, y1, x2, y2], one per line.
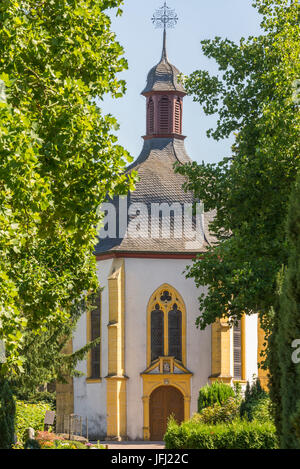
[142, 2, 186, 141]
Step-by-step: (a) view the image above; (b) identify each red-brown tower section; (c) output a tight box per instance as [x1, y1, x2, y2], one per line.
[142, 30, 186, 141]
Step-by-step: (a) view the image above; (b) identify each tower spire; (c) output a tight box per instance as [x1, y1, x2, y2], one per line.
[162, 28, 167, 61]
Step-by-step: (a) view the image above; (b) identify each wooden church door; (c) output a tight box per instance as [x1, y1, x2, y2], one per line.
[149, 386, 184, 441]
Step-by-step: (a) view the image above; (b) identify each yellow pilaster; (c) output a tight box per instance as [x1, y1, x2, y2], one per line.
[183, 396, 191, 422]
[257, 316, 269, 390]
[106, 259, 128, 440]
[142, 396, 150, 441]
[209, 318, 232, 384]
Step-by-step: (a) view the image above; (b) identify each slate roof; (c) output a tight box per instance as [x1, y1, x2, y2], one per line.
[142, 59, 185, 94]
[95, 138, 216, 255]
[142, 33, 185, 95]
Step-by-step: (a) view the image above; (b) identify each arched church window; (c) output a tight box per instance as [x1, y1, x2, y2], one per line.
[159, 96, 170, 133]
[174, 98, 182, 134]
[151, 304, 164, 362]
[148, 98, 154, 134]
[147, 285, 186, 366]
[168, 304, 182, 361]
[86, 289, 101, 380]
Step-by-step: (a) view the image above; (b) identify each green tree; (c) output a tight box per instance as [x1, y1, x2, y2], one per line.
[240, 378, 269, 422]
[271, 175, 300, 448]
[12, 295, 100, 402]
[0, 377, 16, 449]
[176, 0, 299, 327]
[0, 1, 136, 375]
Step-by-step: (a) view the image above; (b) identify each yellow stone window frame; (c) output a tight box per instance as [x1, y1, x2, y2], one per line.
[86, 290, 102, 383]
[147, 283, 186, 367]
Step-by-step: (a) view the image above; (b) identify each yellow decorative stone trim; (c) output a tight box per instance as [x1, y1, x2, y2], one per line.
[147, 283, 186, 367]
[257, 316, 269, 390]
[210, 318, 232, 383]
[106, 259, 127, 440]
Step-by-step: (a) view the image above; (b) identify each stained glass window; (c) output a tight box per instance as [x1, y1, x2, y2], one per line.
[168, 304, 182, 361]
[151, 304, 164, 362]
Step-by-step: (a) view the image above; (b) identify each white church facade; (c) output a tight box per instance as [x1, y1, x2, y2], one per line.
[56, 29, 266, 441]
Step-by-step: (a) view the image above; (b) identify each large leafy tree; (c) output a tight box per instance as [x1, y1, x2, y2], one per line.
[0, 0, 135, 375]
[176, 0, 300, 327]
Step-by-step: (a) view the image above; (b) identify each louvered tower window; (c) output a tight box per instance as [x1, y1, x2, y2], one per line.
[168, 304, 182, 361]
[151, 304, 164, 362]
[174, 98, 182, 134]
[148, 98, 154, 134]
[159, 96, 170, 134]
[233, 320, 242, 379]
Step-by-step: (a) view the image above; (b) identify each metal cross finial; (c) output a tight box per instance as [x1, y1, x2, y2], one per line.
[151, 2, 178, 31]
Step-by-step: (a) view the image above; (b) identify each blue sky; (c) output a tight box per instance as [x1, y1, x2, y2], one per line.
[100, 1, 262, 164]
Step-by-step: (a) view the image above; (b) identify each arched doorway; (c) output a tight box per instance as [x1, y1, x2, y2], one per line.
[149, 386, 184, 441]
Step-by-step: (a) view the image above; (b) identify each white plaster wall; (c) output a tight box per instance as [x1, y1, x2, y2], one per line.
[73, 258, 113, 440]
[245, 314, 258, 383]
[124, 257, 211, 440]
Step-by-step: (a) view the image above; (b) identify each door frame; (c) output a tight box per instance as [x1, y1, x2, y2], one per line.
[141, 362, 192, 441]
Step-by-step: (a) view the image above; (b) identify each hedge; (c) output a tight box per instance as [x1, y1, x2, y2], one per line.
[15, 400, 53, 443]
[164, 418, 278, 449]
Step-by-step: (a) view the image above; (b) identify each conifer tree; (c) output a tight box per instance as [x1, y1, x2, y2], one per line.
[274, 174, 300, 448]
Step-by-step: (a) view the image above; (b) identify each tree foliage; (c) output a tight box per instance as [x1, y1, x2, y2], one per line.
[11, 295, 100, 400]
[175, 0, 300, 328]
[0, 1, 136, 375]
[240, 378, 269, 422]
[0, 377, 16, 449]
[269, 175, 300, 448]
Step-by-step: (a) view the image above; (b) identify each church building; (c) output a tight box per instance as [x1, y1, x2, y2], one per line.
[56, 23, 266, 442]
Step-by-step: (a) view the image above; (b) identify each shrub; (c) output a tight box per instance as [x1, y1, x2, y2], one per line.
[240, 379, 269, 421]
[192, 397, 240, 425]
[24, 439, 41, 450]
[251, 397, 273, 423]
[39, 439, 88, 449]
[36, 431, 61, 442]
[0, 379, 16, 449]
[198, 381, 235, 412]
[164, 417, 278, 449]
[15, 400, 52, 443]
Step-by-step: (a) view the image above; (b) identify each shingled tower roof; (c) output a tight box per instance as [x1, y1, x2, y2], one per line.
[142, 30, 186, 95]
[95, 30, 215, 257]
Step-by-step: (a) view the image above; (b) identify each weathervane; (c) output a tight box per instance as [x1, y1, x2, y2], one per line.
[151, 2, 178, 31]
